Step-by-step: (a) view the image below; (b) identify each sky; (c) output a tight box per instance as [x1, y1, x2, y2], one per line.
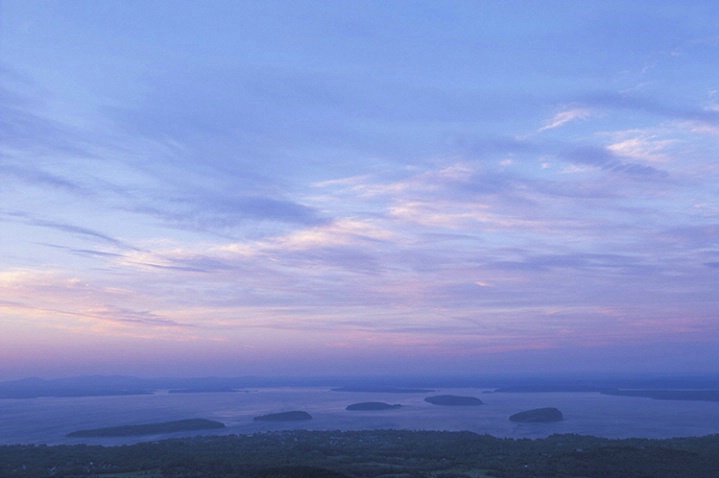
[1, 1, 718, 380]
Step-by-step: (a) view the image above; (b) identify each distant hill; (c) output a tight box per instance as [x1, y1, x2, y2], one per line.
[0, 376, 153, 398]
[601, 389, 719, 402]
[3, 374, 718, 400]
[253, 411, 313, 421]
[424, 395, 483, 406]
[494, 384, 598, 393]
[492, 376, 719, 394]
[168, 388, 241, 393]
[67, 418, 225, 437]
[0, 375, 334, 398]
[332, 386, 434, 393]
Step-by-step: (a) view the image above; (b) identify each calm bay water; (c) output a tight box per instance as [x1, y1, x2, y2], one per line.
[1, 387, 718, 446]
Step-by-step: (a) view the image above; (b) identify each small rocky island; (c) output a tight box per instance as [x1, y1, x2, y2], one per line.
[67, 418, 225, 437]
[509, 407, 564, 422]
[424, 395, 483, 406]
[253, 411, 313, 422]
[346, 402, 402, 411]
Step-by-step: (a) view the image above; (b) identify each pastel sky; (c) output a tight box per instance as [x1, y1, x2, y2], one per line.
[1, 1, 718, 380]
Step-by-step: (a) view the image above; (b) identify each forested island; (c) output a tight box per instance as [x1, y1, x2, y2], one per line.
[253, 411, 313, 421]
[167, 388, 240, 394]
[509, 408, 564, 423]
[601, 389, 719, 402]
[3, 429, 719, 478]
[424, 394, 483, 406]
[331, 386, 434, 393]
[345, 402, 402, 411]
[66, 419, 226, 437]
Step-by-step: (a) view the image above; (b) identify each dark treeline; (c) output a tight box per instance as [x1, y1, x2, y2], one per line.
[2, 430, 719, 478]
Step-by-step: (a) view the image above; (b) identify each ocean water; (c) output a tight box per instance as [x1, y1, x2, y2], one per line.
[1, 387, 718, 446]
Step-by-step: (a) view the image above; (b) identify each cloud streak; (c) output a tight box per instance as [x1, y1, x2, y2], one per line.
[539, 108, 592, 131]
[581, 92, 719, 124]
[561, 145, 669, 178]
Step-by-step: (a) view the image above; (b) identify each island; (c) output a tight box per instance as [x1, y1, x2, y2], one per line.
[601, 389, 719, 402]
[332, 386, 434, 393]
[66, 418, 225, 437]
[253, 411, 313, 421]
[168, 387, 240, 393]
[346, 402, 402, 411]
[424, 395, 483, 406]
[509, 407, 563, 422]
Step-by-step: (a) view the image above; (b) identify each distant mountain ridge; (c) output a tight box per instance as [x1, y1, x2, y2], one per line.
[0, 376, 302, 398]
[0, 376, 153, 398]
[1, 374, 718, 399]
[601, 389, 719, 402]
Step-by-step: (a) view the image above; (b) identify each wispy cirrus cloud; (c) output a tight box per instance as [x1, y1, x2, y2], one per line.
[580, 91, 719, 124]
[0, 163, 86, 193]
[606, 133, 677, 163]
[0, 269, 192, 333]
[538, 107, 592, 131]
[131, 192, 328, 239]
[31, 220, 134, 249]
[1, 211, 138, 251]
[561, 145, 669, 178]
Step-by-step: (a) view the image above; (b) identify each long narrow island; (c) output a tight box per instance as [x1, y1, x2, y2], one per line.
[253, 411, 313, 421]
[346, 402, 402, 411]
[67, 418, 225, 437]
[424, 395, 483, 406]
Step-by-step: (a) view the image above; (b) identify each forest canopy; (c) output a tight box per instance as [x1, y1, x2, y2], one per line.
[3, 429, 719, 478]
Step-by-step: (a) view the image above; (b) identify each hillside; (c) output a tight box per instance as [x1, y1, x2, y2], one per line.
[2, 430, 719, 478]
